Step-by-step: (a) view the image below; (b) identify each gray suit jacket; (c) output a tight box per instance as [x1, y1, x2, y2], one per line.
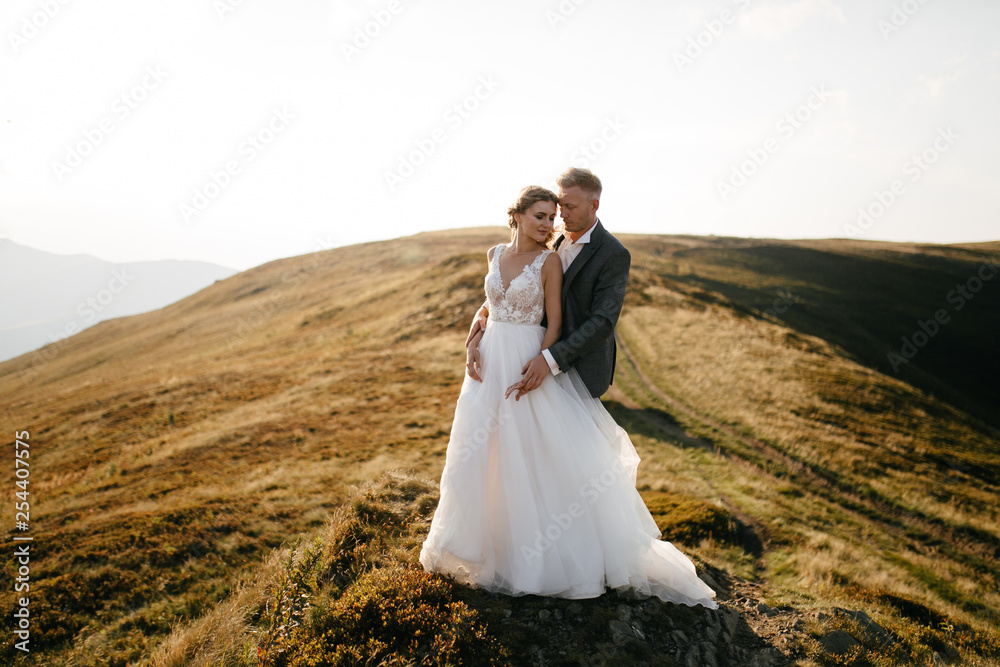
[546, 220, 631, 398]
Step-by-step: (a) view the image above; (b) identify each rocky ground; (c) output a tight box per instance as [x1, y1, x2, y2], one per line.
[450, 560, 958, 666]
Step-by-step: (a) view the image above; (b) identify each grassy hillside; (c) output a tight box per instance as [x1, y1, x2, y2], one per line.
[644, 236, 1000, 429]
[1, 229, 998, 666]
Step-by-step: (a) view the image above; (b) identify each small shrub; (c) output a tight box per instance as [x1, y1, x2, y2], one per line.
[281, 563, 506, 666]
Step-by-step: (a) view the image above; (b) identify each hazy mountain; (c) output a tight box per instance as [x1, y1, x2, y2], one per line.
[0, 239, 237, 362]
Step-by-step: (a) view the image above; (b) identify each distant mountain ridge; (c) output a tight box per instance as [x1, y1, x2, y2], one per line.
[0, 239, 237, 362]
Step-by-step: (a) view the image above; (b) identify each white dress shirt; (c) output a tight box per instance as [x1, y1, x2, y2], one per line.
[541, 219, 599, 375]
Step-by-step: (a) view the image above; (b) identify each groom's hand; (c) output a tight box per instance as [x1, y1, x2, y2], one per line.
[465, 309, 487, 348]
[513, 354, 550, 401]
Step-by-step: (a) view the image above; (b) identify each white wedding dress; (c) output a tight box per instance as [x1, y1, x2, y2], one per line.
[419, 243, 718, 609]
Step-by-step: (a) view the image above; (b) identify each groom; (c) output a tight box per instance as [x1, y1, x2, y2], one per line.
[466, 167, 631, 400]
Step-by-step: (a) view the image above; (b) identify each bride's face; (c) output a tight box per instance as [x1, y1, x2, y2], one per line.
[516, 201, 557, 245]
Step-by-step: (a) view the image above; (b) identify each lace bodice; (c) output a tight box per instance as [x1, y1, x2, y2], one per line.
[485, 244, 554, 326]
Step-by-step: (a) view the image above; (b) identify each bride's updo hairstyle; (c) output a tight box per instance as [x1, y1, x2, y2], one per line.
[507, 185, 559, 248]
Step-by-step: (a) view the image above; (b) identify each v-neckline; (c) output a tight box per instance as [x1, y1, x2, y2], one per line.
[497, 244, 543, 296]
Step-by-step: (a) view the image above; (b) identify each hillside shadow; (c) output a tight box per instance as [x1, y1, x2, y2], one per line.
[667, 244, 1000, 431]
[603, 400, 721, 454]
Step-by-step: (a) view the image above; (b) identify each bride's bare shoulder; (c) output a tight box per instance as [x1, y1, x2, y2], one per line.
[541, 251, 562, 281]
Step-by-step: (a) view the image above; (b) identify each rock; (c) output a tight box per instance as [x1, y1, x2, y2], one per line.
[609, 619, 630, 634]
[503, 609, 511, 618]
[671, 629, 689, 645]
[538, 609, 551, 621]
[756, 602, 778, 616]
[721, 606, 739, 637]
[567, 601, 583, 616]
[553, 608, 563, 621]
[617, 603, 632, 621]
[819, 629, 861, 655]
[700, 641, 719, 667]
[835, 608, 894, 647]
[700, 570, 721, 592]
[932, 646, 960, 665]
[751, 647, 786, 667]
[684, 643, 700, 667]
[609, 619, 632, 646]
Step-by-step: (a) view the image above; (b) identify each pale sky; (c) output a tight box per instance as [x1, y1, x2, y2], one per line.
[2, 0, 997, 271]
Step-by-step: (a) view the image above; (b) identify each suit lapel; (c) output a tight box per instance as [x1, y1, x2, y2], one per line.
[562, 220, 605, 294]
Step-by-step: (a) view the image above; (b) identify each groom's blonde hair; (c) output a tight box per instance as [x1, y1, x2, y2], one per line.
[556, 167, 602, 199]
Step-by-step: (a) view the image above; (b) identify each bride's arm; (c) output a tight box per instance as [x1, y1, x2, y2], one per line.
[506, 253, 562, 400]
[540, 253, 563, 352]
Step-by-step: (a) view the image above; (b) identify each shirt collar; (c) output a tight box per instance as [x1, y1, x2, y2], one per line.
[562, 218, 599, 247]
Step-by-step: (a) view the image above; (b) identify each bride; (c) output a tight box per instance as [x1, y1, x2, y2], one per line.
[418, 183, 717, 609]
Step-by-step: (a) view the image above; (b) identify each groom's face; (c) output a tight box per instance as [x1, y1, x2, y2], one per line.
[557, 186, 599, 233]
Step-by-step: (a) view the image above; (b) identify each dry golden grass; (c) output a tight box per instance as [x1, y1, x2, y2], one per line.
[1, 228, 998, 664]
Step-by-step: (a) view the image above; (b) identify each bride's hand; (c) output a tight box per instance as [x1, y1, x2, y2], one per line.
[504, 379, 525, 400]
[466, 345, 483, 382]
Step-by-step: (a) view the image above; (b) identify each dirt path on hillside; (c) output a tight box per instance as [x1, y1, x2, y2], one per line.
[611, 329, 999, 582]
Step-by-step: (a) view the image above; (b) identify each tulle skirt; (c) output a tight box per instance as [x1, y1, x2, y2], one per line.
[418, 319, 718, 608]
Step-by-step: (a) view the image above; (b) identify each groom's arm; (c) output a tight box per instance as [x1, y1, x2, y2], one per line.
[547, 246, 631, 373]
[465, 300, 489, 348]
[465, 246, 496, 381]
[466, 246, 496, 347]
